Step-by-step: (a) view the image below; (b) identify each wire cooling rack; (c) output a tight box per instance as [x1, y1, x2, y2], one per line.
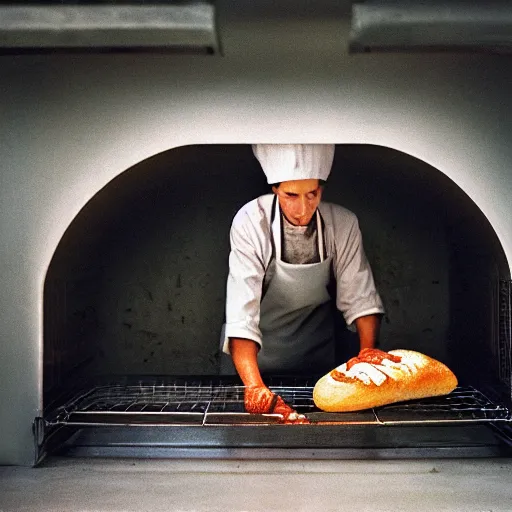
[45, 377, 511, 426]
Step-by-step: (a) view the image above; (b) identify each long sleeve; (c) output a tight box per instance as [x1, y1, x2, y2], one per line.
[323, 204, 385, 325]
[222, 198, 273, 354]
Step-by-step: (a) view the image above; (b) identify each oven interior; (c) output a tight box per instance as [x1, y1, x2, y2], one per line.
[37, 144, 512, 464]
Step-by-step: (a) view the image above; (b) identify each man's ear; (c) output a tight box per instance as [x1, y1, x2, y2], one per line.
[271, 185, 279, 195]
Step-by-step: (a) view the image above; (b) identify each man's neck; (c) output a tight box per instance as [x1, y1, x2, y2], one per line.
[281, 209, 317, 237]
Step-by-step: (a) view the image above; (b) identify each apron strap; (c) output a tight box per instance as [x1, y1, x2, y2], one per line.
[270, 195, 277, 260]
[316, 210, 325, 262]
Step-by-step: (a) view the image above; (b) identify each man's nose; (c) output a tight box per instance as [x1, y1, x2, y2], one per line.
[298, 196, 307, 217]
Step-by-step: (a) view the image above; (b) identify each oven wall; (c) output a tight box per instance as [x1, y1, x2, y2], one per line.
[45, 144, 456, 384]
[1, 6, 512, 464]
[43, 145, 270, 381]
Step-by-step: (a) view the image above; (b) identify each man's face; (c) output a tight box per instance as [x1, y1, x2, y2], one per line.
[272, 179, 323, 226]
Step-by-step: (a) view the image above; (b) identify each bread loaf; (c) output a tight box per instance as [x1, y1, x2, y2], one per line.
[313, 348, 457, 412]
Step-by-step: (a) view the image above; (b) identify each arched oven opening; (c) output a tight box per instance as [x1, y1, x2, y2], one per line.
[38, 144, 512, 462]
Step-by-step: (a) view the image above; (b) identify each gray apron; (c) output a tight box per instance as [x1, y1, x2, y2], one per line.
[221, 200, 335, 375]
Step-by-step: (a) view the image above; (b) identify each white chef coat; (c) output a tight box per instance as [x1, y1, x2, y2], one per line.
[222, 194, 384, 354]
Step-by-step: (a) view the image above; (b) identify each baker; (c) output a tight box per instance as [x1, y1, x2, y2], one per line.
[221, 144, 385, 421]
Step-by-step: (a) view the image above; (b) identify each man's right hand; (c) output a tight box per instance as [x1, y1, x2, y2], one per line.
[244, 386, 309, 424]
[229, 338, 308, 423]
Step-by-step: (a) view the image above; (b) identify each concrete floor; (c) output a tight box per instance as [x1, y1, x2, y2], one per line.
[0, 457, 511, 512]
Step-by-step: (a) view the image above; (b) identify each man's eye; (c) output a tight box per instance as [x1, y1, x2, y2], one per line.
[307, 192, 317, 200]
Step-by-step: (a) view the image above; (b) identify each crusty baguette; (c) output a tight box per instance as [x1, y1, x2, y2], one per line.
[313, 349, 458, 412]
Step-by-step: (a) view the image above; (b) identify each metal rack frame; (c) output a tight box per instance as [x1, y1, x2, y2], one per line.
[45, 380, 511, 427]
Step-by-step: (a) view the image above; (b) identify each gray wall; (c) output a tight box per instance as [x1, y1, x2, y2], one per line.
[1, 3, 512, 464]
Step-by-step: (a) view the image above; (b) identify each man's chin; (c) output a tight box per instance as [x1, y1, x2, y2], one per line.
[293, 219, 312, 226]
[282, 212, 314, 226]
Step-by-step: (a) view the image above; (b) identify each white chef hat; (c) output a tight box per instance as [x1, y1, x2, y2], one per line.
[252, 144, 335, 184]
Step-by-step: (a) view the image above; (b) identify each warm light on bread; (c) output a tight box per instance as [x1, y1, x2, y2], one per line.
[313, 349, 458, 412]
